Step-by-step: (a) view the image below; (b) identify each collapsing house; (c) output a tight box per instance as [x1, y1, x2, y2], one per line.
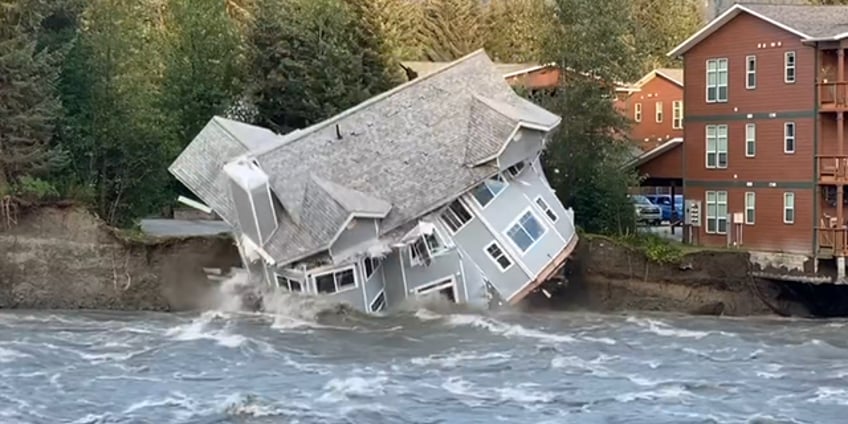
[168, 49, 579, 314]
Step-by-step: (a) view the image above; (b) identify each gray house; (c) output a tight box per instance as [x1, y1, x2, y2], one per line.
[169, 49, 578, 313]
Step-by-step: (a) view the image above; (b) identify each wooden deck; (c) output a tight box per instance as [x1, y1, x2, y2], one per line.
[508, 233, 580, 305]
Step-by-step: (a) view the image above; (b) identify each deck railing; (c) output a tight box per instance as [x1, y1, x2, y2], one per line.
[819, 81, 848, 109]
[817, 154, 848, 183]
[817, 226, 848, 255]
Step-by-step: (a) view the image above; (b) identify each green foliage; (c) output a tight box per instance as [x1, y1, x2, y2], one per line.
[417, 0, 485, 61]
[629, 0, 703, 73]
[345, 0, 423, 62]
[249, 0, 402, 133]
[14, 176, 60, 201]
[482, 0, 556, 63]
[617, 232, 684, 264]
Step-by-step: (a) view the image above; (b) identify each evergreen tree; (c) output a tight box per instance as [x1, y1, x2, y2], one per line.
[630, 0, 703, 73]
[0, 0, 63, 194]
[249, 0, 400, 133]
[483, 0, 556, 63]
[417, 0, 485, 61]
[344, 0, 423, 61]
[535, 0, 643, 235]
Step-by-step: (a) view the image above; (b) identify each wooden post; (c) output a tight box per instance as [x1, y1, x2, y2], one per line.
[838, 45, 846, 273]
[670, 183, 676, 235]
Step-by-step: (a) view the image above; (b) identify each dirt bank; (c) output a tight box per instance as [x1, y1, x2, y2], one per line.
[0, 205, 241, 311]
[527, 235, 812, 317]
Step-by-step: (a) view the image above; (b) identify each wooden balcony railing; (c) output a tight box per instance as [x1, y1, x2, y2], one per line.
[817, 154, 848, 184]
[818, 226, 848, 258]
[819, 81, 848, 111]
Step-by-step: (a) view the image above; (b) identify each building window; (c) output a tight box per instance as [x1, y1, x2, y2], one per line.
[784, 122, 795, 154]
[440, 199, 472, 233]
[506, 162, 525, 178]
[784, 192, 795, 224]
[505, 209, 546, 253]
[414, 278, 457, 303]
[314, 267, 356, 294]
[672, 101, 683, 130]
[485, 241, 513, 271]
[784, 51, 796, 84]
[655, 101, 663, 123]
[370, 291, 386, 313]
[275, 274, 303, 292]
[534, 196, 558, 222]
[746, 55, 756, 89]
[745, 192, 755, 225]
[472, 174, 507, 207]
[706, 58, 728, 102]
[706, 191, 728, 234]
[706, 124, 728, 168]
[634, 103, 642, 122]
[745, 123, 756, 157]
[363, 256, 382, 280]
[410, 230, 446, 266]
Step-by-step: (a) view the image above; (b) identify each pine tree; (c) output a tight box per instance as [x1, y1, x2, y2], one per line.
[417, 0, 485, 61]
[630, 0, 703, 73]
[344, 0, 423, 61]
[483, 0, 556, 63]
[0, 0, 63, 194]
[249, 0, 401, 134]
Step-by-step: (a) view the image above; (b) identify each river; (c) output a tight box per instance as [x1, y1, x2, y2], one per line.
[1, 298, 846, 423]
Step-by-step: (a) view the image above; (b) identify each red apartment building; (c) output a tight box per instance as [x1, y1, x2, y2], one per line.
[621, 68, 685, 151]
[669, 3, 848, 276]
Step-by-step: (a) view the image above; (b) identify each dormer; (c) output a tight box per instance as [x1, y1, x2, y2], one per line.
[223, 158, 279, 247]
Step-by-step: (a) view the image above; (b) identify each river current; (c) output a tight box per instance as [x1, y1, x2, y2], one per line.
[1, 297, 847, 423]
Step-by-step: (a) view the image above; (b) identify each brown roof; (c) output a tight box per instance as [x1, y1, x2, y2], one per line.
[632, 68, 684, 88]
[402, 61, 540, 78]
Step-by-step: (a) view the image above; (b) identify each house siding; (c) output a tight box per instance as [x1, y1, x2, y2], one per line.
[307, 264, 368, 311]
[638, 144, 684, 180]
[361, 260, 387, 312]
[400, 246, 466, 303]
[498, 128, 545, 169]
[624, 75, 684, 150]
[682, 11, 818, 256]
[381, 250, 407, 309]
[514, 161, 577, 249]
[329, 218, 378, 259]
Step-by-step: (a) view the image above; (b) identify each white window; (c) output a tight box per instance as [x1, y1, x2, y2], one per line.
[706, 124, 728, 168]
[784, 192, 795, 224]
[485, 241, 512, 271]
[534, 196, 558, 222]
[410, 230, 446, 266]
[370, 290, 386, 313]
[746, 55, 756, 89]
[505, 209, 546, 253]
[314, 267, 356, 294]
[363, 256, 382, 280]
[784, 122, 795, 153]
[672, 101, 683, 129]
[705, 191, 728, 234]
[506, 162, 526, 178]
[784, 51, 796, 84]
[634, 103, 642, 122]
[414, 277, 457, 303]
[440, 199, 472, 233]
[745, 192, 755, 225]
[472, 174, 507, 207]
[275, 274, 303, 292]
[655, 101, 663, 123]
[745, 123, 756, 157]
[706, 58, 728, 102]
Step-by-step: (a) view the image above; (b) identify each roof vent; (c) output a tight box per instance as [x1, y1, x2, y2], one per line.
[335, 124, 343, 140]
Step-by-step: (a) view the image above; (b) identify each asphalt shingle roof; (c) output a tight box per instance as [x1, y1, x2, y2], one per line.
[742, 3, 848, 38]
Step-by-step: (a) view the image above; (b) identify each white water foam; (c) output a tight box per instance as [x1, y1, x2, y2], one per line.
[626, 317, 714, 339]
[807, 387, 848, 406]
[550, 354, 616, 377]
[411, 351, 511, 368]
[319, 375, 390, 403]
[441, 376, 556, 408]
[0, 347, 30, 363]
[447, 314, 577, 344]
[615, 384, 692, 403]
[165, 311, 246, 348]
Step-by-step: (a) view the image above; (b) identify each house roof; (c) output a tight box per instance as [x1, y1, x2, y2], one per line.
[669, 3, 848, 57]
[172, 50, 561, 266]
[402, 61, 540, 79]
[623, 137, 684, 169]
[632, 68, 684, 88]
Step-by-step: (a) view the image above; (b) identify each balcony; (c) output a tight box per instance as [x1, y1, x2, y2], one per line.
[817, 226, 848, 259]
[817, 154, 848, 184]
[819, 81, 848, 112]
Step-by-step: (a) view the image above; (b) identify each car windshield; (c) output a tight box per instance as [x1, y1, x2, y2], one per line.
[631, 195, 653, 205]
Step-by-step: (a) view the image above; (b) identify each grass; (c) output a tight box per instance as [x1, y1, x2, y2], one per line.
[583, 230, 739, 265]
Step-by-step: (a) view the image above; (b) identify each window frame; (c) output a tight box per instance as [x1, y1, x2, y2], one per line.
[440, 199, 473, 234]
[484, 240, 513, 271]
[471, 174, 508, 208]
[784, 122, 796, 154]
[504, 207, 548, 254]
[746, 55, 757, 89]
[313, 266, 357, 295]
[534, 196, 559, 223]
[370, 290, 386, 313]
[706, 58, 728, 103]
[744, 192, 755, 225]
[745, 123, 756, 157]
[672, 100, 683, 130]
[634, 102, 642, 122]
[705, 190, 728, 235]
[409, 228, 448, 266]
[784, 192, 795, 224]
[363, 256, 382, 281]
[275, 273, 304, 292]
[506, 162, 526, 178]
[705, 124, 728, 169]
[784, 51, 796, 84]
[655, 101, 663, 123]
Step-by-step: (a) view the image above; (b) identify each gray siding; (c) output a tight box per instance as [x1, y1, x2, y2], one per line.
[498, 128, 545, 169]
[307, 264, 367, 310]
[400, 245, 465, 303]
[230, 180, 260, 244]
[455, 248, 490, 308]
[361, 258, 387, 312]
[249, 184, 277, 243]
[516, 159, 577, 252]
[381, 250, 407, 310]
[330, 218, 378, 259]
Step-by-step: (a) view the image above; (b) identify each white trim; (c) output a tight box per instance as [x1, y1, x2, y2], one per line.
[705, 124, 728, 169]
[803, 32, 848, 42]
[360, 263, 369, 311]
[745, 123, 756, 157]
[783, 192, 795, 224]
[634, 102, 642, 122]
[398, 249, 409, 298]
[524, 192, 565, 244]
[632, 69, 684, 88]
[745, 55, 757, 89]
[439, 198, 474, 235]
[784, 51, 796, 84]
[705, 191, 728, 235]
[744, 191, 755, 225]
[312, 265, 358, 294]
[484, 240, 514, 272]
[667, 4, 811, 58]
[240, 235, 276, 266]
[705, 58, 728, 103]
[655, 101, 663, 123]
[413, 275, 457, 302]
[472, 122, 558, 166]
[408, 226, 450, 266]
[503, 207, 548, 256]
[463, 193, 533, 278]
[177, 196, 213, 214]
[533, 195, 559, 224]
[672, 100, 683, 130]
[501, 62, 557, 79]
[369, 290, 386, 313]
[470, 174, 509, 209]
[457, 250, 469, 303]
[784, 122, 796, 154]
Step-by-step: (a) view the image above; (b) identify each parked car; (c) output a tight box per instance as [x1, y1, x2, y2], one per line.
[629, 194, 662, 225]
[645, 194, 684, 222]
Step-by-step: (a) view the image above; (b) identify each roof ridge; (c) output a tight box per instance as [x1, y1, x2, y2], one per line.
[252, 49, 491, 157]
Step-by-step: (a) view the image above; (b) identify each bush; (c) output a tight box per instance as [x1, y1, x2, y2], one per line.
[14, 176, 60, 201]
[618, 232, 683, 264]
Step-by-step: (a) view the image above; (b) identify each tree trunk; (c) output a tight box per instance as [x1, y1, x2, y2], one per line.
[0, 166, 9, 196]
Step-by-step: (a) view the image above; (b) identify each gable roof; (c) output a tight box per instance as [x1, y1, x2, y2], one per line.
[171, 49, 561, 266]
[632, 68, 684, 88]
[623, 137, 684, 169]
[402, 61, 540, 79]
[669, 3, 848, 57]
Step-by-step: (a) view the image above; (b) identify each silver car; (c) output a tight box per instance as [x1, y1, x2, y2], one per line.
[630, 194, 662, 225]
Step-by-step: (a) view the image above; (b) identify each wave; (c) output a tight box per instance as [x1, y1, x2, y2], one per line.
[164, 311, 246, 348]
[411, 351, 511, 368]
[441, 376, 557, 408]
[626, 316, 734, 339]
[0, 347, 30, 363]
[319, 375, 390, 403]
[446, 314, 577, 344]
